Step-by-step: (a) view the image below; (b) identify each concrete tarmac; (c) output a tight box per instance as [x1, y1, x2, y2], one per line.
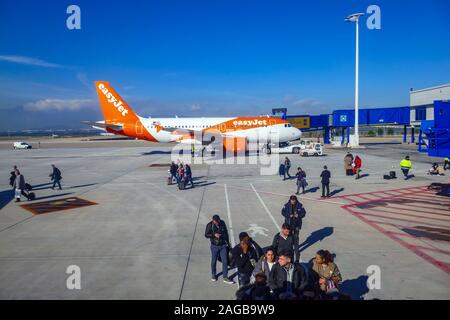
[0, 140, 449, 299]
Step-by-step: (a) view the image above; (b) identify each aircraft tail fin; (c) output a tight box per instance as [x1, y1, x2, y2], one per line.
[95, 81, 139, 123]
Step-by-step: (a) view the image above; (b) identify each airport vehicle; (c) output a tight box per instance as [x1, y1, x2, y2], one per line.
[13, 142, 32, 149]
[262, 141, 302, 154]
[85, 82, 302, 152]
[261, 139, 319, 154]
[300, 143, 323, 157]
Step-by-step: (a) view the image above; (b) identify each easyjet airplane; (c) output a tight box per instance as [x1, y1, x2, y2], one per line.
[85, 81, 302, 148]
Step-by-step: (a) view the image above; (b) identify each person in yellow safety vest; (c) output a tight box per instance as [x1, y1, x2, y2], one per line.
[400, 155, 412, 180]
[444, 157, 449, 171]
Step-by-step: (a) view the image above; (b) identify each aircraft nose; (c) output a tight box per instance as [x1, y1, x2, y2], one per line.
[292, 127, 301, 139]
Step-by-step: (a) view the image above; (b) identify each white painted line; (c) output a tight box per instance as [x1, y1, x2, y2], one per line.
[250, 183, 281, 230]
[224, 184, 236, 248]
[224, 184, 239, 289]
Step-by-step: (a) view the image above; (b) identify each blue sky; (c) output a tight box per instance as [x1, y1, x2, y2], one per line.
[0, 0, 449, 129]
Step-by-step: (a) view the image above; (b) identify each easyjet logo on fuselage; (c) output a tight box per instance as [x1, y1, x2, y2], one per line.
[98, 83, 129, 117]
[233, 119, 268, 127]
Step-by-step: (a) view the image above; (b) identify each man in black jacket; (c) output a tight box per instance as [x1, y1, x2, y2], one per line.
[204, 214, 234, 284]
[239, 232, 264, 261]
[269, 249, 308, 299]
[170, 162, 178, 184]
[185, 164, 194, 188]
[320, 165, 331, 198]
[272, 223, 295, 261]
[281, 195, 306, 262]
[50, 164, 62, 190]
[232, 232, 258, 288]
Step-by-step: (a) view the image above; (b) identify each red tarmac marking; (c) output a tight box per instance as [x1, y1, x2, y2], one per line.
[341, 187, 450, 275]
[359, 207, 450, 223]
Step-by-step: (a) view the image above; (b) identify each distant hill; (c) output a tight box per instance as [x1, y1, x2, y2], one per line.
[0, 106, 102, 131]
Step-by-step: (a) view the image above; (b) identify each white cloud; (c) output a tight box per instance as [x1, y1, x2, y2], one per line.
[190, 104, 201, 111]
[0, 55, 64, 68]
[291, 98, 322, 108]
[24, 99, 95, 111]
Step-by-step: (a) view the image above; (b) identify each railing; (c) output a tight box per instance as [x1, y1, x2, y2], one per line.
[420, 128, 450, 155]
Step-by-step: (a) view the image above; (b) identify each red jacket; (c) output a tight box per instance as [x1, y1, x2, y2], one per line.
[353, 156, 362, 173]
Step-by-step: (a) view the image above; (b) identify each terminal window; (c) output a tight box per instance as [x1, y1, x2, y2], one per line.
[415, 107, 427, 121]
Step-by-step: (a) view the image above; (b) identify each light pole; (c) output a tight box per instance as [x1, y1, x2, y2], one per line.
[345, 13, 364, 147]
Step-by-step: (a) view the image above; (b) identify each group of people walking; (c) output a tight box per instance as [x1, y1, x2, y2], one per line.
[169, 161, 194, 189]
[8, 164, 63, 202]
[205, 194, 343, 300]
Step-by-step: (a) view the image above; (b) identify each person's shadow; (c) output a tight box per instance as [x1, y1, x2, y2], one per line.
[304, 187, 319, 194]
[329, 188, 344, 197]
[299, 227, 334, 253]
[340, 275, 370, 300]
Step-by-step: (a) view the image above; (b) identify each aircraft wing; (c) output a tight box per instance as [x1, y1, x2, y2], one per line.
[83, 121, 124, 131]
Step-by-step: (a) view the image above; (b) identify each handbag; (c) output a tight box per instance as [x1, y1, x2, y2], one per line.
[326, 279, 336, 292]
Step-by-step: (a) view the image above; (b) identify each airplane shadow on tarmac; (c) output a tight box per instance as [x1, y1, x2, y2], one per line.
[141, 151, 173, 155]
[31, 193, 74, 201]
[299, 227, 334, 253]
[0, 189, 14, 210]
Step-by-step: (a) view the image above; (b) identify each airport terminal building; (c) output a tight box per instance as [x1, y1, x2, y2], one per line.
[410, 84, 450, 126]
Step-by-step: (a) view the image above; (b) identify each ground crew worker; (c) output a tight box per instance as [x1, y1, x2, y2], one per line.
[444, 157, 449, 170]
[400, 156, 412, 180]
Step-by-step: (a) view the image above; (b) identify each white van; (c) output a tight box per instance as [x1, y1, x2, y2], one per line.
[13, 142, 32, 149]
[300, 143, 323, 157]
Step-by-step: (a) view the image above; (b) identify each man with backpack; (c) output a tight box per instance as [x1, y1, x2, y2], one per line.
[50, 164, 62, 190]
[204, 214, 234, 284]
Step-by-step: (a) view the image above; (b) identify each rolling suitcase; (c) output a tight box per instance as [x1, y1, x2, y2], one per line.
[178, 180, 186, 190]
[28, 192, 36, 201]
